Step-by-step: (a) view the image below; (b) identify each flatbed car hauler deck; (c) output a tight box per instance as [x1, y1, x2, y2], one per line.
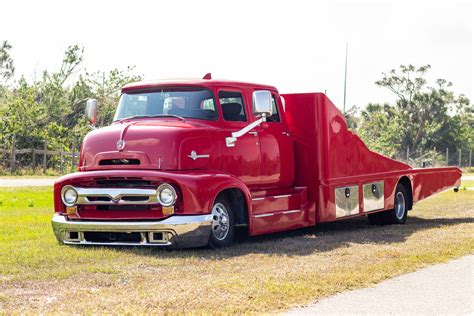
[52, 76, 461, 248]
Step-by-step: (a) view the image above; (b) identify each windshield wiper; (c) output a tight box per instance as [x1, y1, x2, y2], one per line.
[117, 114, 186, 123]
[152, 114, 186, 122]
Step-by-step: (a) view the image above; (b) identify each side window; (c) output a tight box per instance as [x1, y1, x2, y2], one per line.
[267, 95, 281, 123]
[219, 91, 247, 122]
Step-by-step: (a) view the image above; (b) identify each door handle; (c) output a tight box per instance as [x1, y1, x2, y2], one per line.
[282, 131, 290, 136]
[249, 131, 258, 136]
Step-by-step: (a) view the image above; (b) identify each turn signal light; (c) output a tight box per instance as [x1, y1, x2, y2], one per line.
[162, 206, 175, 216]
[66, 206, 77, 216]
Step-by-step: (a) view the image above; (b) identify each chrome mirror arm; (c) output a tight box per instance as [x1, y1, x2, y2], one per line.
[226, 114, 266, 147]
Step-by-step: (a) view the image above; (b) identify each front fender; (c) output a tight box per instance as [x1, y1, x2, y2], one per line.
[179, 172, 253, 216]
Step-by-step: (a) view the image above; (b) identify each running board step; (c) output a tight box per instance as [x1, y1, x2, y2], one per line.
[251, 187, 307, 216]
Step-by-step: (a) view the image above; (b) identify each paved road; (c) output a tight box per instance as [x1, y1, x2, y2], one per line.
[286, 255, 474, 315]
[0, 178, 56, 187]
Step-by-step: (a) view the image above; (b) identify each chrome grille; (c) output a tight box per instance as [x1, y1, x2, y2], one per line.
[74, 187, 159, 205]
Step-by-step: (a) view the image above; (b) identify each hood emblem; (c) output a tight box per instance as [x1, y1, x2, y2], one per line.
[187, 150, 210, 161]
[117, 139, 126, 151]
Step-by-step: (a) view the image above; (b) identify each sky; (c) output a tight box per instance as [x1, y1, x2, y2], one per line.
[1, 0, 472, 111]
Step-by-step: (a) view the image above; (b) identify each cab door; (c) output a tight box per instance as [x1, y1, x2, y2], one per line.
[256, 93, 295, 188]
[218, 89, 261, 188]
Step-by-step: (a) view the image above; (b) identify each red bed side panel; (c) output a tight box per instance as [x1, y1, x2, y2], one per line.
[411, 167, 462, 203]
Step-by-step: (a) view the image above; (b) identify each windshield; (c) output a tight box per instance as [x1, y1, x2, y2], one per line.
[114, 88, 217, 121]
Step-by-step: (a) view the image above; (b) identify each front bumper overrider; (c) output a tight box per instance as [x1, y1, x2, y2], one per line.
[51, 213, 213, 248]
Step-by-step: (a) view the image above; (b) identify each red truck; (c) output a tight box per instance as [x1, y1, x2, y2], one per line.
[51, 75, 462, 248]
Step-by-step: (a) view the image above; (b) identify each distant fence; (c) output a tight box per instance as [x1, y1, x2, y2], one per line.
[0, 134, 80, 174]
[404, 147, 472, 169]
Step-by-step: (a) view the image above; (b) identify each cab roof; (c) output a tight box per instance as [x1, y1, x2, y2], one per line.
[121, 78, 278, 93]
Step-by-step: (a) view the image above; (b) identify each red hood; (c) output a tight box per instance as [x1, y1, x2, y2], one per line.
[80, 120, 216, 171]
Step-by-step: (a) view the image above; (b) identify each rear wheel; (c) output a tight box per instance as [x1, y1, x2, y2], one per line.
[388, 185, 408, 224]
[368, 184, 408, 225]
[208, 196, 235, 248]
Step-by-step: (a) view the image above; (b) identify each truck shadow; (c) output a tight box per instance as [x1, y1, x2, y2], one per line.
[231, 216, 473, 257]
[114, 215, 473, 258]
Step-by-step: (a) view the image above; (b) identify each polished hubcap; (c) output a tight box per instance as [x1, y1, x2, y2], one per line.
[395, 192, 406, 220]
[211, 203, 230, 240]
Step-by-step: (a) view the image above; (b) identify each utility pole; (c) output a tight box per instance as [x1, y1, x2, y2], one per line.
[343, 42, 348, 114]
[446, 148, 449, 166]
[469, 149, 472, 169]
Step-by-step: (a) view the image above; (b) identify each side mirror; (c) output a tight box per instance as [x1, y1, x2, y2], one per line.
[252, 90, 273, 119]
[225, 91, 274, 148]
[85, 99, 98, 126]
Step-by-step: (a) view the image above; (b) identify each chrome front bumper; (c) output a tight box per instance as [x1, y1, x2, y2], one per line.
[51, 214, 213, 248]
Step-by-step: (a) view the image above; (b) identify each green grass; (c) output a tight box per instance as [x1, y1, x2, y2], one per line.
[0, 187, 473, 313]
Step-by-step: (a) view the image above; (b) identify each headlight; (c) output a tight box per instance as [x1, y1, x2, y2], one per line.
[157, 183, 177, 206]
[61, 185, 78, 206]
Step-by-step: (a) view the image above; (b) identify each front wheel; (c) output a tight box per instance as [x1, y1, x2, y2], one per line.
[208, 197, 235, 248]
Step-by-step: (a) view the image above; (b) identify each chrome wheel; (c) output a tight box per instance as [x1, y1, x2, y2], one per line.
[395, 191, 406, 220]
[211, 202, 230, 241]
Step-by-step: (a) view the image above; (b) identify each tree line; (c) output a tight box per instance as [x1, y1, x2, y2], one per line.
[0, 41, 141, 157]
[0, 41, 473, 172]
[347, 64, 473, 164]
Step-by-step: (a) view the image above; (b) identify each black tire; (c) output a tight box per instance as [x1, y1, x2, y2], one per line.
[208, 196, 235, 248]
[385, 184, 408, 224]
[368, 184, 408, 225]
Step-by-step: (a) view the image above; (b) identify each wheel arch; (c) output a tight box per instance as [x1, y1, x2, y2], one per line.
[213, 187, 249, 227]
[398, 176, 413, 210]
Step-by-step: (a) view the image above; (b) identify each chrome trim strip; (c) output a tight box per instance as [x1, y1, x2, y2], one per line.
[282, 209, 301, 215]
[253, 213, 274, 218]
[253, 209, 301, 218]
[252, 194, 291, 201]
[273, 194, 291, 199]
[51, 214, 213, 248]
[72, 187, 159, 205]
